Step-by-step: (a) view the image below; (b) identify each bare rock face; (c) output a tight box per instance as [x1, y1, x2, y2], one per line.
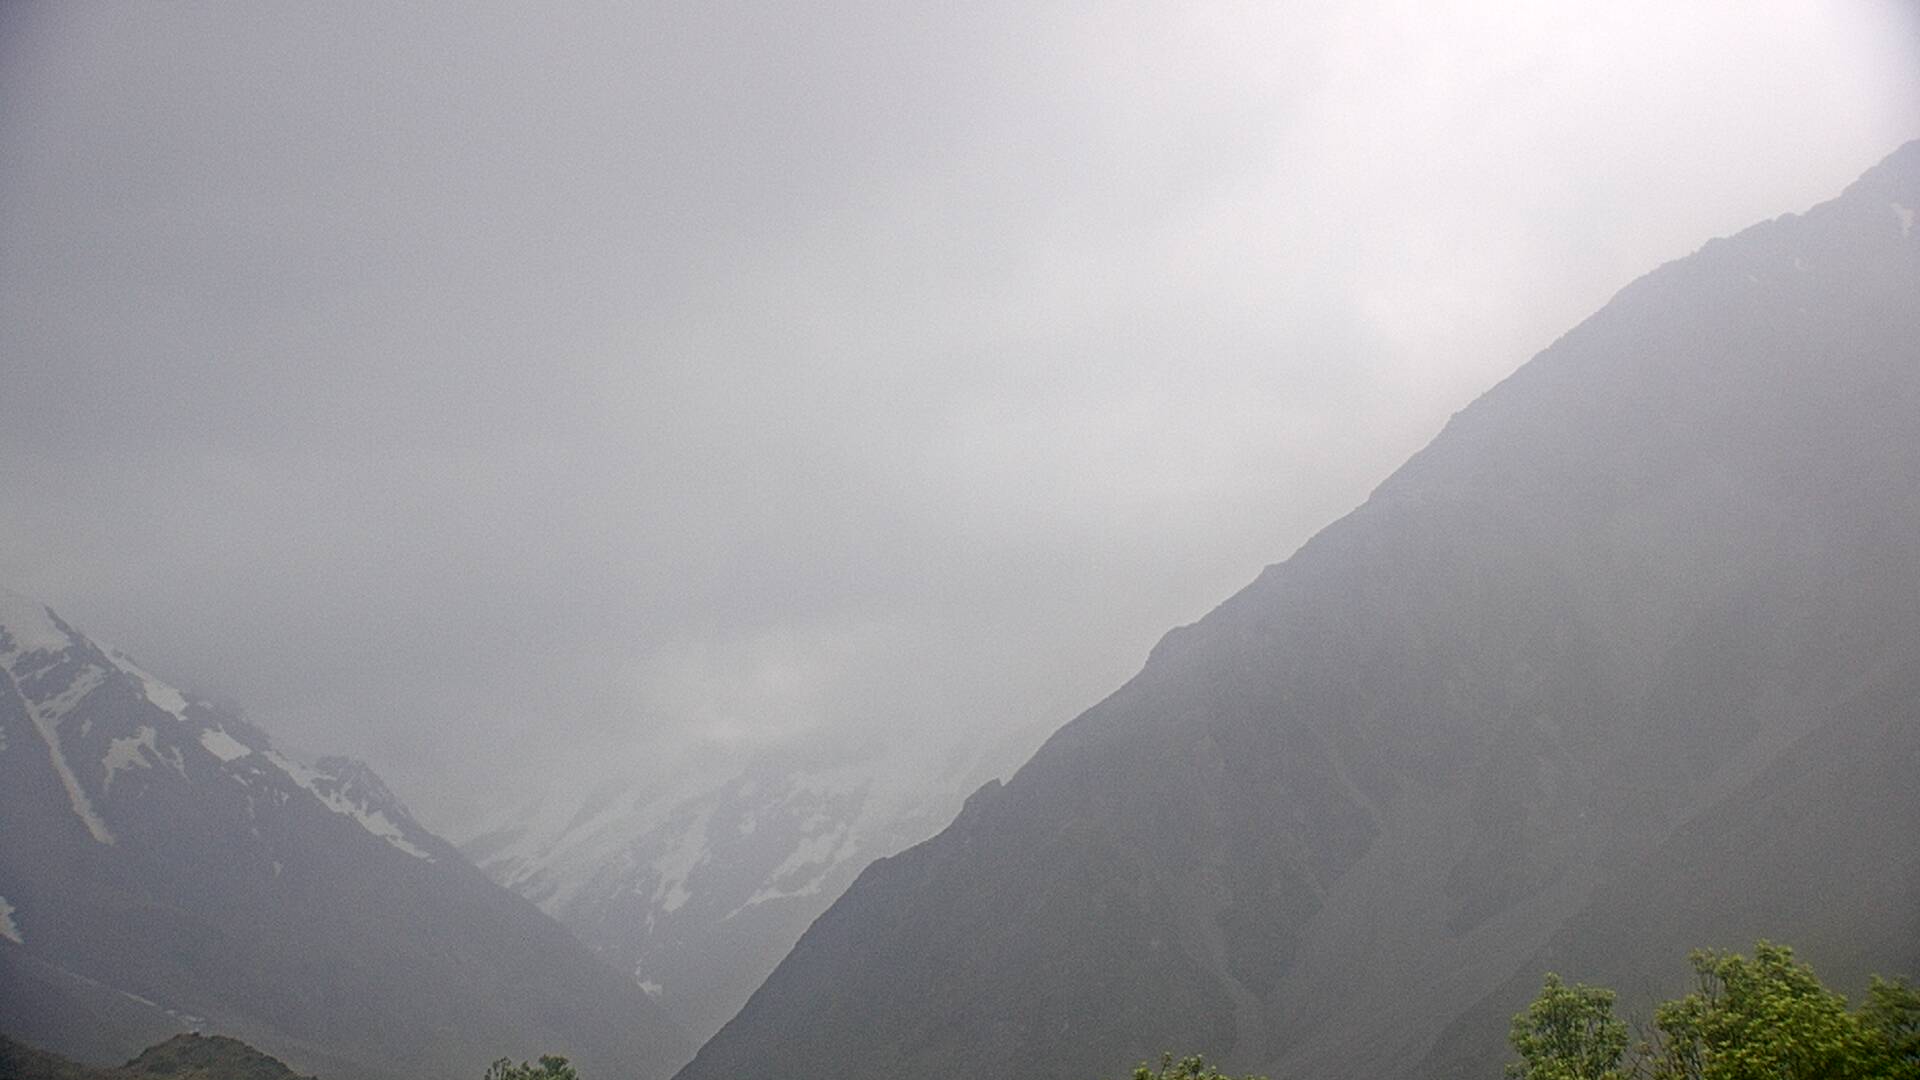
[674, 142, 1920, 1080]
[0, 591, 691, 1080]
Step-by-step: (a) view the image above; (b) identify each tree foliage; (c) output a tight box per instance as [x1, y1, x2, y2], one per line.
[1116, 1052, 1269, 1080]
[483, 1055, 579, 1080]
[1507, 973, 1628, 1080]
[1508, 942, 1920, 1080]
[1648, 943, 1872, 1080]
[1860, 977, 1920, 1080]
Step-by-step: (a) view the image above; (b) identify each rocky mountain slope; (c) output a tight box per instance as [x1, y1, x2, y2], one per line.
[0, 592, 691, 1080]
[462, 723, 1045, 1043]
[675, 141, 1920, 1080]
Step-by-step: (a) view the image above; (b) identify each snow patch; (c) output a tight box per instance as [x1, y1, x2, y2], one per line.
[0, 896, 22, 944]
[263, 750, 435, 860]
[631, 961, 665, 998]
[112, 653, 190, 719]
[1895, 202, 1915, 238]
[363, 816, 432, 859]
[199, 728, 252, 762]
[767, 826, 851, 881]
[22, 667, 115, 844]
[456, 765, 730, 918]
[30, 664, 101, 721]
[264, 749, 319, 786]
[739, 827, 862, 909]
[104, 727, 159, 788]
[0, 589, 74, 657]
[649, 810, 712, 914]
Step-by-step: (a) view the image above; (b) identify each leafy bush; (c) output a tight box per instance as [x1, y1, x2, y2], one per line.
[483, 1055, 579, 1080]
[1509, 942, 1920, 1080]
[1506, 973, 1627, 1080]
[1115, 1051, 1268, 1080]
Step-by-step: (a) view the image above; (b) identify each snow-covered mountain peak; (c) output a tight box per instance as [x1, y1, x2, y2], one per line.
[296, 754, 438, 861]
[0, 588, 692, 1080]
[464, 720, 1051, 1043]
[311, 754, 396, 804]
[0, 587, 441, 861]
[0, 587, 75, 659]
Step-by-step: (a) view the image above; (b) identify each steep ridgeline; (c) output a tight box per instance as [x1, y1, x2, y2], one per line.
[0, 591, 691, 1080]
[677, 142, 1920, 1080]
[462, 726, 1045, 1045]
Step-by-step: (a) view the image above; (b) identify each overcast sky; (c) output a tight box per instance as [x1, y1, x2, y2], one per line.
[3, 1, 1916, 830]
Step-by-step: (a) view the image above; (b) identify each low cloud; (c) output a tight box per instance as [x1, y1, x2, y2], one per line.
[2, 0, 1915, 828]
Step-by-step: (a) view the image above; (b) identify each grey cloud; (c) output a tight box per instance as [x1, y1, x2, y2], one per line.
[3, 0, 1916, 827]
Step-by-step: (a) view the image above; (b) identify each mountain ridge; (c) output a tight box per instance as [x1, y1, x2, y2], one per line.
[1, 1032, 316, 1080]
[675, 139, 1920, 1080]
[0, 589, 692, 1080]
[460, 719, 1048, 1042]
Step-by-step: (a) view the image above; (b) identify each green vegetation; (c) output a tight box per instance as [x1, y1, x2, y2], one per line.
[1113, 1052, 1268, 1080]
[482, 1055, 580, 1080]
[456, 943, 1914, 1080]
[1506, 973, 1628, 1080]
[1511, 942, 1920, 1080]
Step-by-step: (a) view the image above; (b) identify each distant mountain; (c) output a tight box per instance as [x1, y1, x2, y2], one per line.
[2, 1032, 315, 1080]
[1, 1034, 109, 1080]
[118, 1035, 316, 1080]
[462, 726, 1044, 1043]
[0, 591, 691, 1080]
[675, 141, 1920, 1080]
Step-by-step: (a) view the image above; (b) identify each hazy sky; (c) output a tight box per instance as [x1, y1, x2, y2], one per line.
[3, 1, 1916, 830]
